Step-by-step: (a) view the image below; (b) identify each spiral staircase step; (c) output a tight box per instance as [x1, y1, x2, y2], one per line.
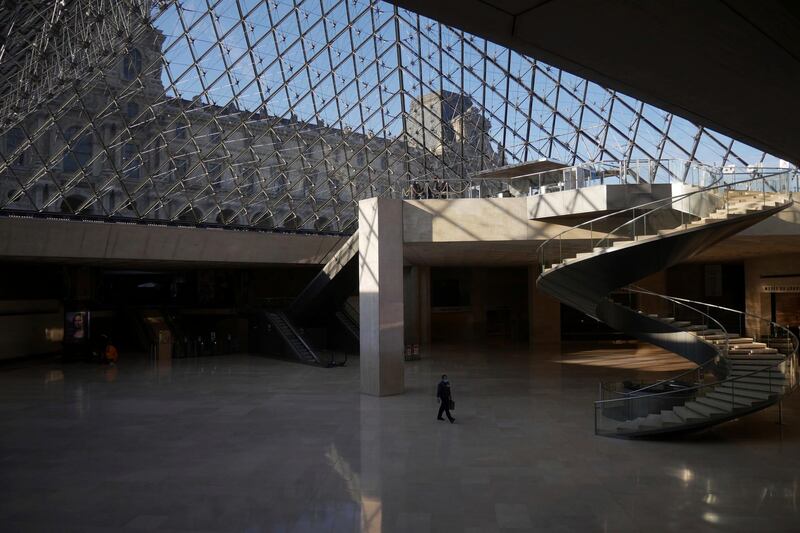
[695, 397, 736, 412]
[674, 405, 708, 422]
[706, 392, 755, 406]
[714, 385, 773, 400]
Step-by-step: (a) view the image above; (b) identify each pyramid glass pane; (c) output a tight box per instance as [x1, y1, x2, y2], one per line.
[0, 0, 785, 233]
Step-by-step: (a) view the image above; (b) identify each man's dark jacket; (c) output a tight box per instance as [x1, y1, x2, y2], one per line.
[437, 381, 451, 402]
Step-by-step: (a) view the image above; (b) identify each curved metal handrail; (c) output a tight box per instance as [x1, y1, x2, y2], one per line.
[403, 179, 476, 199]
[594, 175, 789, 250]
[660, 293, 800, 362]
[595, 351, 798, 406]
[607, 286, 730, 396]
[537, 170, 793, 270]
[595, 304, 799, 409]
[596, 288, 799, 410]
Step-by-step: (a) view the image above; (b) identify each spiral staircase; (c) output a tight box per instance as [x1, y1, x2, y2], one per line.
[537, 173, 800, 437]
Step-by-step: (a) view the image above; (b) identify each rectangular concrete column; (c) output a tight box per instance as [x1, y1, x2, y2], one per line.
[744, 258, 769, 338]
[528, 265, 561, 345]
[471, 268, 487, 340]
[638, 271, 668, 316]
[359, 198, 404, 396]
[404, 266, 420, 345]
[419, 265, 431, 348]
[403, 265, 432, 354]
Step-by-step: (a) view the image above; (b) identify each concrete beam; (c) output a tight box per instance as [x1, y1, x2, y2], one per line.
[0, 216, 344, 266]
[526, 184, 675, 219]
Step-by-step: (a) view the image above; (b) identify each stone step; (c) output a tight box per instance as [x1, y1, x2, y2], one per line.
[730, 362, 785, 373]
[767, 343, 794, 351]
[727, 353, 784, 360]
[728, 346, 775, 352]
[729, 201, 779, 208]
[728, 342, 769, 349]
[683, 324, 709, 331]
[730, 369, 785, 378]
[674, 405, 708, 422]
[611, 240, 637, 249]
[714, 385, 772, 400]
[616, 417, 647, 431]
[734, 376, 788, 386]
[767, 341, 794, 348]
[659, 410, 684, 425]
[672, 320, 691, 327]
[694, 397, 736, 412]
[726, 381, 784, 393]
[593, 246, 614, 254]
[694, 329, 723, 336]
[725, 337, 754, 344]
[685, 400, 726, 417]
[638, 413, 665, 429]
[706, 391, 754, 406]
[729, 350, 780, 357]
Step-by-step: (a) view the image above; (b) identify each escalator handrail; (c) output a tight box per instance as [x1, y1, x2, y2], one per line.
[272, 310, 320, 364]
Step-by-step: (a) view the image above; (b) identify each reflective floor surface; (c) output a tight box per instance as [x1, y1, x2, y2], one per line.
[0, 341, 798, 532]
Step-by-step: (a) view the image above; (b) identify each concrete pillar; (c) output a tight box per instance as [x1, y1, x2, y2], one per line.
[358, 198, 404, 396]
[638, 271, 668, 315]
[404, 266, 420, 345]
[402, 265, 433, 354]
[419, 266, 431, 348]
[528, 265, 561, 345]
[744, 258, 769, 338]
[471, 268, 487, 339]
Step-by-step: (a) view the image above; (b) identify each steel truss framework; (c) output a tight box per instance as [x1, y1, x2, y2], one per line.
[0, 0, 781, 233]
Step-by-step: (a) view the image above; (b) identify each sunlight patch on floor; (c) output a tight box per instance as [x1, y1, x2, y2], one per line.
[556, 344, 696, 372]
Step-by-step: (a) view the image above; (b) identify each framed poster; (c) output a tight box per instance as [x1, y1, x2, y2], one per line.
[64, 311, 89, 343]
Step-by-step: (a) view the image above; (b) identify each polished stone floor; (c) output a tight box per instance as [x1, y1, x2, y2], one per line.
[1, 341, 798, 532]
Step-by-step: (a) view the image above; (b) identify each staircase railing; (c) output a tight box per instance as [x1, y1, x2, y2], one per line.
[655, 294, 800, 367]
[404, 159, 733, 200]
[538, 169, 795, 270]
[594, 296, 800, 436]
[609, 286, 731, 396]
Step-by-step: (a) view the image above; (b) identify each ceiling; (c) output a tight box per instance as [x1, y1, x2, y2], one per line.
[389, 0, 800, 164]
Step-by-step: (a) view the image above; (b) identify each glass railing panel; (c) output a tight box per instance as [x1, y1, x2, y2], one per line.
[593, 292, 800, 436]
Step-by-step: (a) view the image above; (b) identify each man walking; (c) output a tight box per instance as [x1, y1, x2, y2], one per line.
[436, 374, 455, 423]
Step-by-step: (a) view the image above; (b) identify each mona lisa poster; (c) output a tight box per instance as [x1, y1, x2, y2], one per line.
[64, 311, 89, 343]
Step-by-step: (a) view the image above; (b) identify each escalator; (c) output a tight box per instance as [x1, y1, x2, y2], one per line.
[335, 299, 359, 343]
[263, 310, 322, 366]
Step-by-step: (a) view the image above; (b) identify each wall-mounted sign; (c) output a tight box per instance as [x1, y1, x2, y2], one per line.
[760, 276, 800, 293]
